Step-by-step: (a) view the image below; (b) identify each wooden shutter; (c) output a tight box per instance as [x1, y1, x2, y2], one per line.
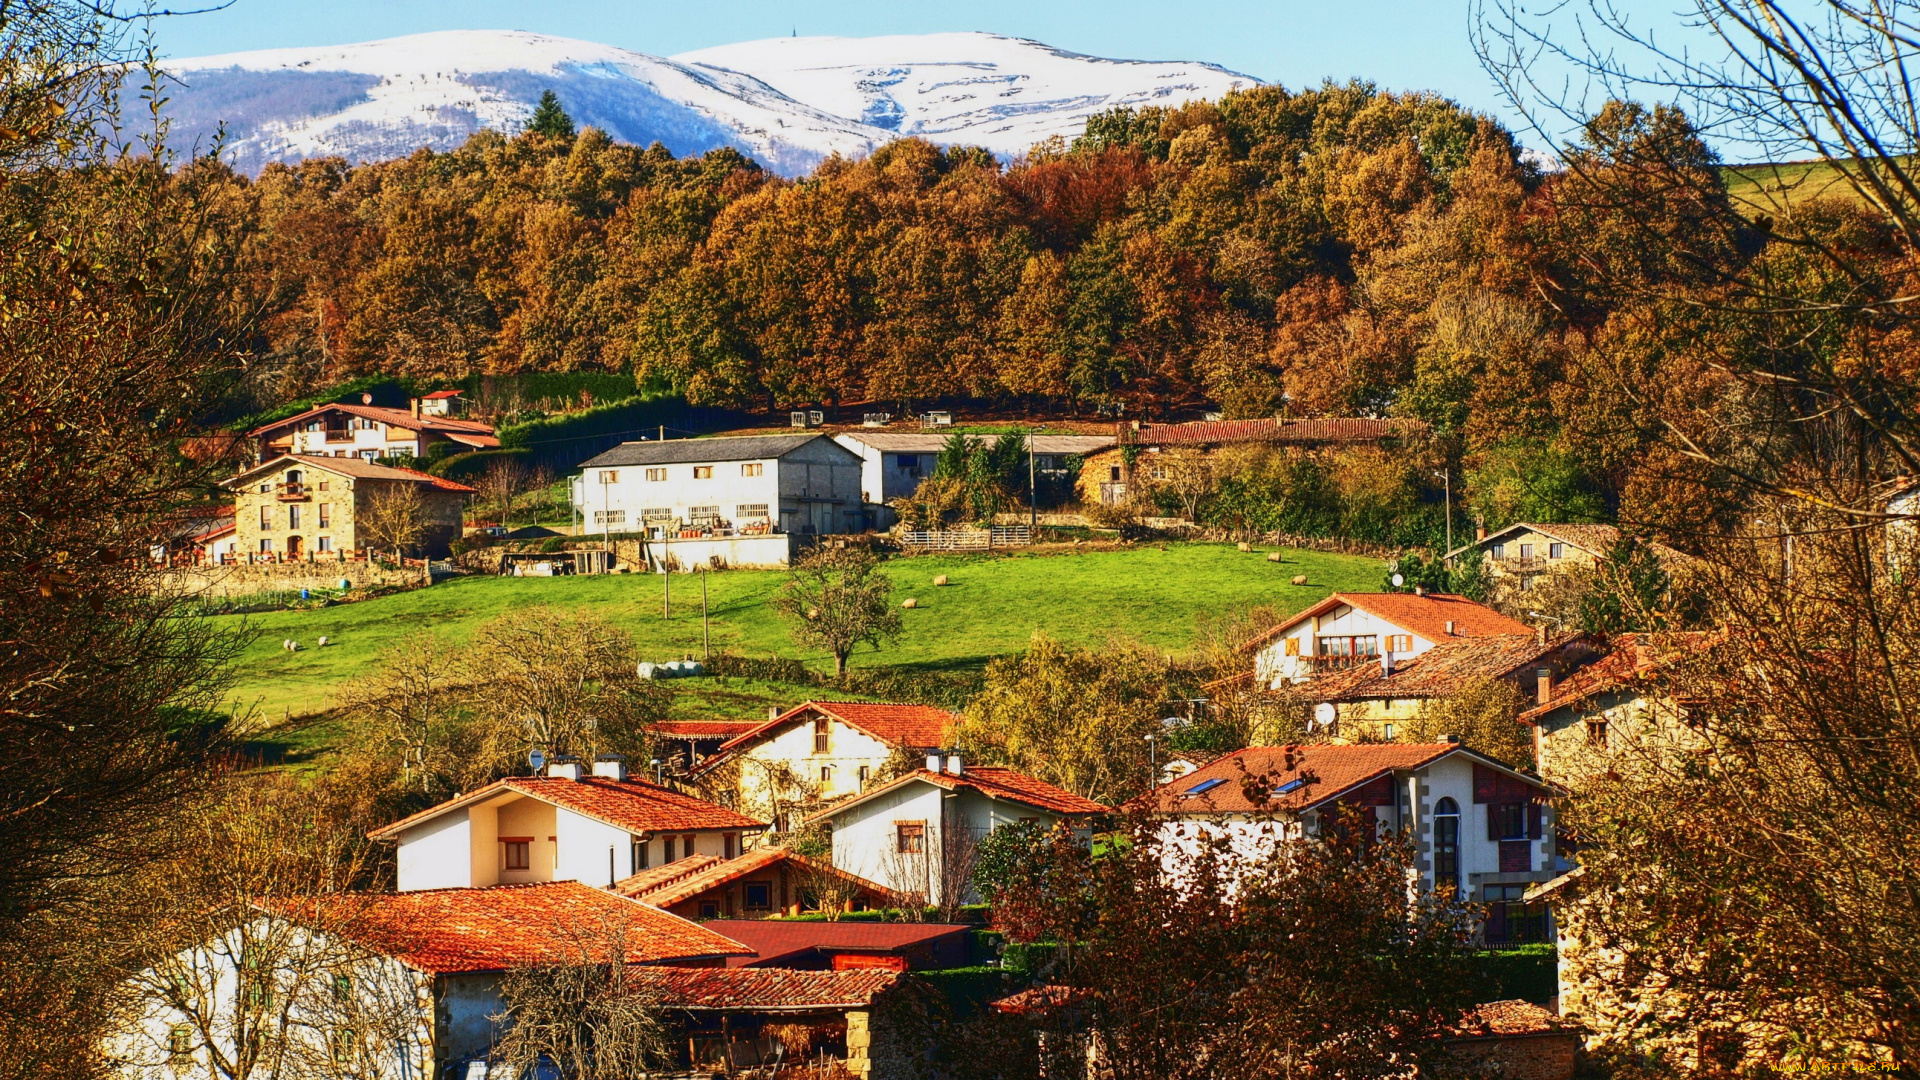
[1487, 804, 1501, 841]
[1528, 802, 1543, 839]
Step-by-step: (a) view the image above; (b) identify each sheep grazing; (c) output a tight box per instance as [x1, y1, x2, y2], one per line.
[1267, 552, 1283, 563]
[933, 574, 950, 586]
[317, 636, 330, 647]
[1237, 542, 1252, 552]
[902, 598, 919, 609]
[1290, 575, 1309, 586]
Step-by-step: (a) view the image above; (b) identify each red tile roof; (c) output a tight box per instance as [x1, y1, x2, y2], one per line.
[700, 920, 972, 968]
[420, 390, 463, 400]
[809, 766, 1109, 826]
[650, 720, 764, 738]
[1133, 743, 1548, 814]
[1131, 417, 1427, 447]
[617, 847, 900, 909]
[1517, 631, 1722, 725]
[266, 881, 752, 973]
[249, 401, 496, 438]
[368, 775, 768, 840]
[991, 985, 1091, 1015]
[1300, 634, 1586, 702]
[713, 701, 959, 757]
[634, 966, 900, 1011]
[227, 454, 478, 494]
[1243, 593, 1534, 653]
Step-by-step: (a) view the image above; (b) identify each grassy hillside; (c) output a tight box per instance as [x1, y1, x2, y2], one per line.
[220, 543, 1384, 722]
[1721, 159, 1870, 212]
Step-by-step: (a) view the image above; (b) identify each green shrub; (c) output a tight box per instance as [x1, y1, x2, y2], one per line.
[428, 447, 533, 481]
[1476, 944, 1556, 1003]
[916, 966, 1017, 1016]
[538, 537, 568, 553]
[226, 376, 413, 432]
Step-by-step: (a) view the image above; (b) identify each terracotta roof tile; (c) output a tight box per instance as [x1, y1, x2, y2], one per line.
[649, 720, 764, 738]
[810, 766, 1108, 825]
[228, 454, 477, 494]
[1134, 743, 1547, 814]
[249, 402, 496, 438]
[1446, 522, 1694, 566]
[1244, 593, 1534, 653]
[369, 776, 767, 840]
[1300, 634, 1585, 702]
[1446, 999, 1576, 1038]
[714, 701, 958, 757]
[1517, 631, 1722, 724]
[618, 848, 900, 909]
[634, 966, 900, 1010]
[1133, 417, 1427, 447]
[614, 855, 727, 899]
[700, 920, 972, 968]
[267, 881, 752, 974]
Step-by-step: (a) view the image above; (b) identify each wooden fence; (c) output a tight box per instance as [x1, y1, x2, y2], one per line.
[898, 526, 1033, 551]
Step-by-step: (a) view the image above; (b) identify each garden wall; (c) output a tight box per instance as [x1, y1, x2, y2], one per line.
[157, 560, 426, 599]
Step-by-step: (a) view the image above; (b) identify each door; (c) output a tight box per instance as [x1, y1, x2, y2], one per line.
[285, 534, 303, 558]
[808, 501, 833, 535]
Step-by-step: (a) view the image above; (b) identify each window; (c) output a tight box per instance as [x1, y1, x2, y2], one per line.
[1490, 542, 1506, 559]
[1183, 777, 1228, 797]
[682, 833, 696, 859]
[258, 538, 273, 553]
[858, 765, 870, 788]
[820, 765, 833, 783]
[259, 483, 271, 494]
[741, 462, 763, 476]
[1491, 803, 1529, 840]
[689, 506, 721, 522]
[287, 505, 301, 529]
[814, 716, 830, 754]
[1433, 797, 1460, 889]
[259, 505, 271, 529]
[1108, 465, 1122, 482]
[318, 480, 329, 491]
[745, 882, 773, 909]
[1548, 542, 1565, 559]
[1586, 716, 1609, 747]
[1386, 634, 1413, 653]
[641, 507, 674, 521]
[894, 454, 919, 469]
[502, 839, 531, 871]
[592, 510, 627, 525]
[645, 468, 666, 482]
[1483, 883, 1551, 944]
[693, 466, 713, 479]
[331, 973, 353, 1002]
[169, 1023, 194, 1058]
[700, 901, 720, 918]
[1148, 465, 1170, 480]
[662, 836, 675, 862]
[285, 470, 303, 485]
[1316, 635, 1379, 657]
[1284, 637, 1300, 656]
[316, 537, 332, 553]
[602, 470, 620, 483]
[1519, 543, 1535, 559]
[633, 838, 649, 870]
[896, 822, 926, 854]
[724, 833, 739, 859]
[318, 503, 331, 527]
[737, 503, 769, 519]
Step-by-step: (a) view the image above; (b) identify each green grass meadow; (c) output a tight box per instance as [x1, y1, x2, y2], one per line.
[219, 542, 1384, 723]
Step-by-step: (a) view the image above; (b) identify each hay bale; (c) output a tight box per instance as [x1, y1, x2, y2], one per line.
[1237, 541, 1252, 552]
[933, 574, 950, 586]
[1267, 552, 1283, 563]
[902, 598, 919, 609]
[1290, 574, 1309, 586]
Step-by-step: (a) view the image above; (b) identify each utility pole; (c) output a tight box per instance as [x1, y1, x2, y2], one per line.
[1434, 468, 1452, 562]
[701, 568, 710, 659]
[1027, 429, 1037, 532]
[663, 538, 670, 619]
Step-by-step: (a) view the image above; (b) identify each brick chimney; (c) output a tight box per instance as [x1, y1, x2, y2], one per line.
[546, 757, 583, 781]
[944, 752, 965, 776]
[1536, 667, 1553, 705]
[1476, 525, 1488, 542]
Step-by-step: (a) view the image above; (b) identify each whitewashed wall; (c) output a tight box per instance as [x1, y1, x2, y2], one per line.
[555, 806, 634, 889]
[1252, 603, 1442, 687]
[396, 810, 471, 892]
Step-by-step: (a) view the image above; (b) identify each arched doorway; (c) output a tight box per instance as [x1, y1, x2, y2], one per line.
[286, 534, 304, 558]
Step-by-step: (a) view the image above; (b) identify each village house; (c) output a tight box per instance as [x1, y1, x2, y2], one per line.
[697, 701, 962, 829]
[831, 431, 1114, 527]
[811, 754, 1109, 908]
[104, 880, 755, 1079]
[1137, 742, 1558, 945]
[1516, 631, 1721, 784]
[616, 845, 900, 920]
[368, 757, 769, 892]
[1243, 591, 1536, 689]
[1292, 632, 1603, 744]
[1078, 416, 1428, 507]
[646, 718, 764, 773]
[572, 432, 865, 541]
[246, 392, 498, 465]
[223, 454, 475, 561]
[1445, 522, 1693, 591]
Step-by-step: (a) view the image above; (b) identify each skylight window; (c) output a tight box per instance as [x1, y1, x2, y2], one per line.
[1272, 778, 1308, 796]
[1182, 777, 1228, 797]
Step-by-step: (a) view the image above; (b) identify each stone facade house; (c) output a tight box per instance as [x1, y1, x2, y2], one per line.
[1445, 522, 1693, 592]
[224, 454, 474, 560]
[831, 431, 1114, 527]
[1077, 416, 1428, 508]
[1136, 742, 1558, 945]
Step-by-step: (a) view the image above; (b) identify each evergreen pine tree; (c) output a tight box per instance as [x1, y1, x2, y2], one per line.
[526, 90, 574, 139]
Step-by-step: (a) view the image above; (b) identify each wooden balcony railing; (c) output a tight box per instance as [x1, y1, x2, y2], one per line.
[275, 483, 309, 501]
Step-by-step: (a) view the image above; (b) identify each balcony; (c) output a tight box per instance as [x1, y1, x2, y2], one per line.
[274, 483, 309, 501]
[1304, 653, 1377, 672]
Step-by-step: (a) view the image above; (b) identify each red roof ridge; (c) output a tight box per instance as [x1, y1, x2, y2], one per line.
[705, 700, 959, 763]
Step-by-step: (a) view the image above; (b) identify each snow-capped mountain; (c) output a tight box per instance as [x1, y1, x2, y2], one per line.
[675, 33, 1260, 158]
[162, 30, 1262, 176]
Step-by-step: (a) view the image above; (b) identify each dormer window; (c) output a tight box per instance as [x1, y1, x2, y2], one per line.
[502, 839, 530, 871]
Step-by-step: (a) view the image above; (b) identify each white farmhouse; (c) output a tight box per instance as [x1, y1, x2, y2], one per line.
[571, 433, 865, 540]
[1244, 591, 1535, 689]
[830, 432, 1115, 527]
[1139, 742, 1557, 944]
[104, 880, 752, 1079]
[368, 757, 768, 893]
[810, 755, 1108, 908]
[696, 701, 961, 828]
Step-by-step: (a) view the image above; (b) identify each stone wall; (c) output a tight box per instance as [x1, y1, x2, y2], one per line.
[157, 559, 426, 599]
[1441, 1033, 1578, 1080]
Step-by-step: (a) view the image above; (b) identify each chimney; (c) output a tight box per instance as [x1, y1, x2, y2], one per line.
[1380, 651, 1395, 677]
[1475, 525, 1488, 542]
[926, 753, 944, 774]
[546, 757, 583, 781]
[1414, 585, 1426, 597]
[1441, 733, 1460, 745]
[410, 398, 421, 419]
[592, 755, 626, 781]
[1444, 620, 1456, 636]
[1536, 668, 1553, 705]
[945, 753, 965, 776]
[1537, 624, 1548, 646]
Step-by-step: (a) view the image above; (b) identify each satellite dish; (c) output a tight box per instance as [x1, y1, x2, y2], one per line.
[1391, 573, 1405, 587]
[1313, 702, 1338, 728]
[528, 748, 546, 771]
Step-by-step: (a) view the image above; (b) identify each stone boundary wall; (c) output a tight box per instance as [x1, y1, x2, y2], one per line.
[157, 560, 426, 599]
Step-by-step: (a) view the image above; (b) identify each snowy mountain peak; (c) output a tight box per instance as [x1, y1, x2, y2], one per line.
[162, 29, 1263, 176]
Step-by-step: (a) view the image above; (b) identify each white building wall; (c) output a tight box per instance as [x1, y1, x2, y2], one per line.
[580, 458, 784, 534]
[396, 811, 472, 892]
[831, 782, 946, 903]
[555, 806, 635, 889]
[734, 714, 906, 815]
[1253, 603, 1440, 687]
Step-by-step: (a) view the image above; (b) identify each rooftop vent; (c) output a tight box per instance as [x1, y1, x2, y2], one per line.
[546, 757, 583, 781]
[592, 755, 626, 781]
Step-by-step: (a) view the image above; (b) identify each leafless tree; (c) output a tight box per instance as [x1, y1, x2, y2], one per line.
[491, 914, 672, 1080]
[472, 457, 542, 531]
[355, 483, 430, 563]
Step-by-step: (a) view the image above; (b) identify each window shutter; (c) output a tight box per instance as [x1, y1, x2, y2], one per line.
[1528, 802, 1543, 839]
[1487, 805, 1501, 842]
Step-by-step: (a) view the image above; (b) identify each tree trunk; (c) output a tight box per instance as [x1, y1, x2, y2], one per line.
[834, 651, 848, 678]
